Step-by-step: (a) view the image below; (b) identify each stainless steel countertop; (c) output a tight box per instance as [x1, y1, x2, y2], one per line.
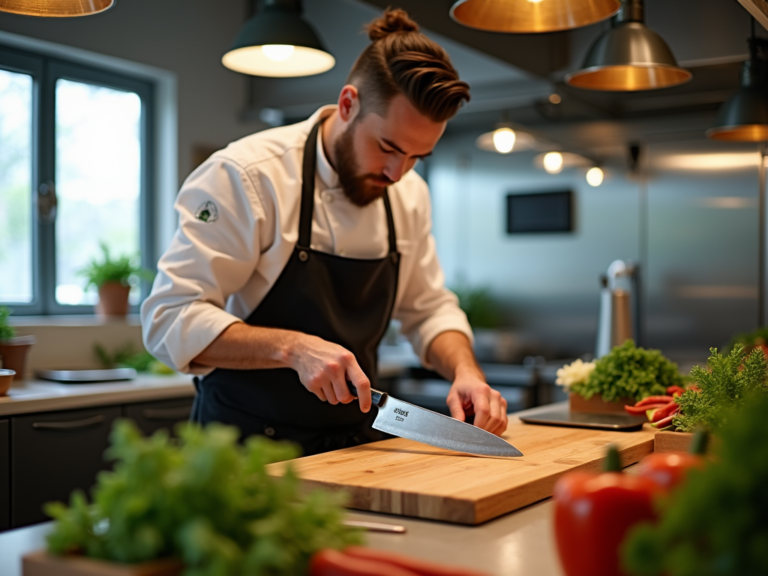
[0, 374, 195, 417]
[0, 501, 563, 576]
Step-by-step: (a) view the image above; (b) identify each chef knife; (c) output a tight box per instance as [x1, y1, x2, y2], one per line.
[346, 382, 523, 457]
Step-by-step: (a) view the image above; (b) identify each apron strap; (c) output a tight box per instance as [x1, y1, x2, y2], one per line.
[297, 120, 398, 256]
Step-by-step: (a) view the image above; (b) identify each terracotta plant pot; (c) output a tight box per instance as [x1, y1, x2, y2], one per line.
[96, 282, 131, 317]
[0, 369, 15, 395]
[569, 392, 635, 414]
[0, 335, 36, 382]
[23, 550, 183, 576]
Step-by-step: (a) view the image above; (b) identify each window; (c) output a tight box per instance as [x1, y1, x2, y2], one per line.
[0, 45, 154, 314]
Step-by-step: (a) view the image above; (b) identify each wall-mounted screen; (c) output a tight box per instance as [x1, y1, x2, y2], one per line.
[506, 191, 573, 234]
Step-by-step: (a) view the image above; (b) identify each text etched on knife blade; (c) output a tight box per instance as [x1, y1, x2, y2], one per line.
[394, 407, 409, 422]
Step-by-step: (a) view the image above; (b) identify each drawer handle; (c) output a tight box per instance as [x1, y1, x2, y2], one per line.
[141, 407, 191, 421]
[32, 415, 105, 430]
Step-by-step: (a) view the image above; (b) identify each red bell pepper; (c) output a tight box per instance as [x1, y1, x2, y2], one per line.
[635, 395, 674, 407]
[648, 401, 678, 423]
[636, 429, 708, 491]
[624, 403, 668, 416]
[309, 548, 490, 576]
[554, 445, 657, 576]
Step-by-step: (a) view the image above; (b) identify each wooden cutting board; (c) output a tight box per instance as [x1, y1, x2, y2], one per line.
[267, 416, 656, 525]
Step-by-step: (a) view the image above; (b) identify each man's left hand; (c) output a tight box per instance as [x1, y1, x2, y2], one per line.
[446, 374, 508, 437]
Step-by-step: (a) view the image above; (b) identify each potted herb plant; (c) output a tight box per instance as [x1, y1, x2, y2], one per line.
[452, 284, 521, 363]
[25, 421, 362, 576]
[0, 305, 35, 383]
[78, 242, 154, 317]
[557, 340, 685, 414]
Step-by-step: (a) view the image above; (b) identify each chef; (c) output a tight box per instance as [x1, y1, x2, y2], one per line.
[141, 8, 508, 456]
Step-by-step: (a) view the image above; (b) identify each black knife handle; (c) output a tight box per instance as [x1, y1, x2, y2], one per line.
[347, 380, 387, 408]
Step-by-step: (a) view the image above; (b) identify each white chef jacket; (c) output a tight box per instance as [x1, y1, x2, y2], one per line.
[141, 106, 472, 375]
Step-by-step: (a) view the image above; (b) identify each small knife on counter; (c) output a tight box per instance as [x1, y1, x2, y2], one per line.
[346, 382, 523, 458]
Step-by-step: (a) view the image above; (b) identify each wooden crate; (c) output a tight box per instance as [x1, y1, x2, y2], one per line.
[23, 550, 183, 576]
[569, 393, 634, 414]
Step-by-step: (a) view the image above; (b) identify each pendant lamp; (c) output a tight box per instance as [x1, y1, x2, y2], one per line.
[450, 0, 620, 34]
[565, 0, 691, 91]
[222, 0, 335, 78]
[706, 31, 768, 142]
[0, 0, 113, 17]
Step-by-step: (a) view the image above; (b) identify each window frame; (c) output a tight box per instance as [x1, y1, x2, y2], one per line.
[0, 44, 155, 315]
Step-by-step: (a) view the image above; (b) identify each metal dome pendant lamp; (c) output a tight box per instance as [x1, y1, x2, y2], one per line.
[222, 0, 335, 78]
[0, 0, 114, 17]
[449, 0, 620, 34]
[565, 0, 691, 91]
[707, 24, 768, 142]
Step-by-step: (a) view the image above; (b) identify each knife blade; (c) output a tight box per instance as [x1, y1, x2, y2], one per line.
[346, 382, 523, 458]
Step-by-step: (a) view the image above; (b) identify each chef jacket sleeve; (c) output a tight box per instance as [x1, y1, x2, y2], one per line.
[392, 179, 474, 369]
[141, 155, 266, 374]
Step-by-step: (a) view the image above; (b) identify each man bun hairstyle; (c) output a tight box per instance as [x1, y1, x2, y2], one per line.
[347, 8, 470, 123]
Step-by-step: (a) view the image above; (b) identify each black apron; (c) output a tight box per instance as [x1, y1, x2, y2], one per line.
[192, 120, 400, 456]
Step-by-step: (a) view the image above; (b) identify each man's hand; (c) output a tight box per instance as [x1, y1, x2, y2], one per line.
[426, 330, 509, 437]
[446, 373, 508, 436]
[191, 323, 372, 412]
[288, 333, 373, 412]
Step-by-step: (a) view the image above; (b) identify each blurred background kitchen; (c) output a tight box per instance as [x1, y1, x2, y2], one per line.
[1, 0, 767, 415]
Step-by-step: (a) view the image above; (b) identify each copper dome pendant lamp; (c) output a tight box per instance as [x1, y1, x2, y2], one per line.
[0, 0, 114, 17]
[565, 0, 691, 91]
[450, 0, 620, 34]
[707, 23, 768, 142]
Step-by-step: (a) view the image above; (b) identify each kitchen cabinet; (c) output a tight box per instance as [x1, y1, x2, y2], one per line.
[0, 420, 8, 531]
[10, 406, 121, 528]
[123, 398, 194, 437]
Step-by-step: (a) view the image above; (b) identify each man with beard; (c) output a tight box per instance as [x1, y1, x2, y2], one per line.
[141, 8, 508, 455]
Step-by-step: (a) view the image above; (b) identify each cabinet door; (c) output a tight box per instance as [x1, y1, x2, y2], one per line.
[0, 420, 8, 532]
[123, 398, 193, 437]
[11, 406, 121, 528]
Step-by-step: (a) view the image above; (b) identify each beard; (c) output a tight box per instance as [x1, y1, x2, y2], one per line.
[333, 121, 393, 207]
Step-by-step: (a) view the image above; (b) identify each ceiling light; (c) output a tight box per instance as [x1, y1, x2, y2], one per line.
[449, 0, 620, 34]
[492, 128, 516, 154]
[534, 152, 591, 173]
[565, 0, 691, 91]
[0, 0, 113, 16]
[707, 33, 768, 142]
[476, 129, 537, 154]
[586, 166, 605, 186]
[543, 152, 564, 174]
[222, 0, 335, 78]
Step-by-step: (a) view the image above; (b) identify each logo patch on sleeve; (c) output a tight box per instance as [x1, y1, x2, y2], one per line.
[195, 201, 219, 223]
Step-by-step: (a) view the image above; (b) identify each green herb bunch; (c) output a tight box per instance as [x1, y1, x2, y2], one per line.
[571, 340, 684, 402]
[78, 242, 154, 289]
[46, 421, 362, 576]
[672, 344, 768, 432]
[0, 305, 15, 341]
[95, 342, 174, 375]
[622, 391, 768, 576]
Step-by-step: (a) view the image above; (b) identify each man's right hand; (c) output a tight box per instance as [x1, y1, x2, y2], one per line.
[287, 333, 373, 412]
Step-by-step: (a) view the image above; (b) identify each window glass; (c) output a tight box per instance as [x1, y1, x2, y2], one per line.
[0, 68, 34, 303]
[55, 79, 142, 305]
